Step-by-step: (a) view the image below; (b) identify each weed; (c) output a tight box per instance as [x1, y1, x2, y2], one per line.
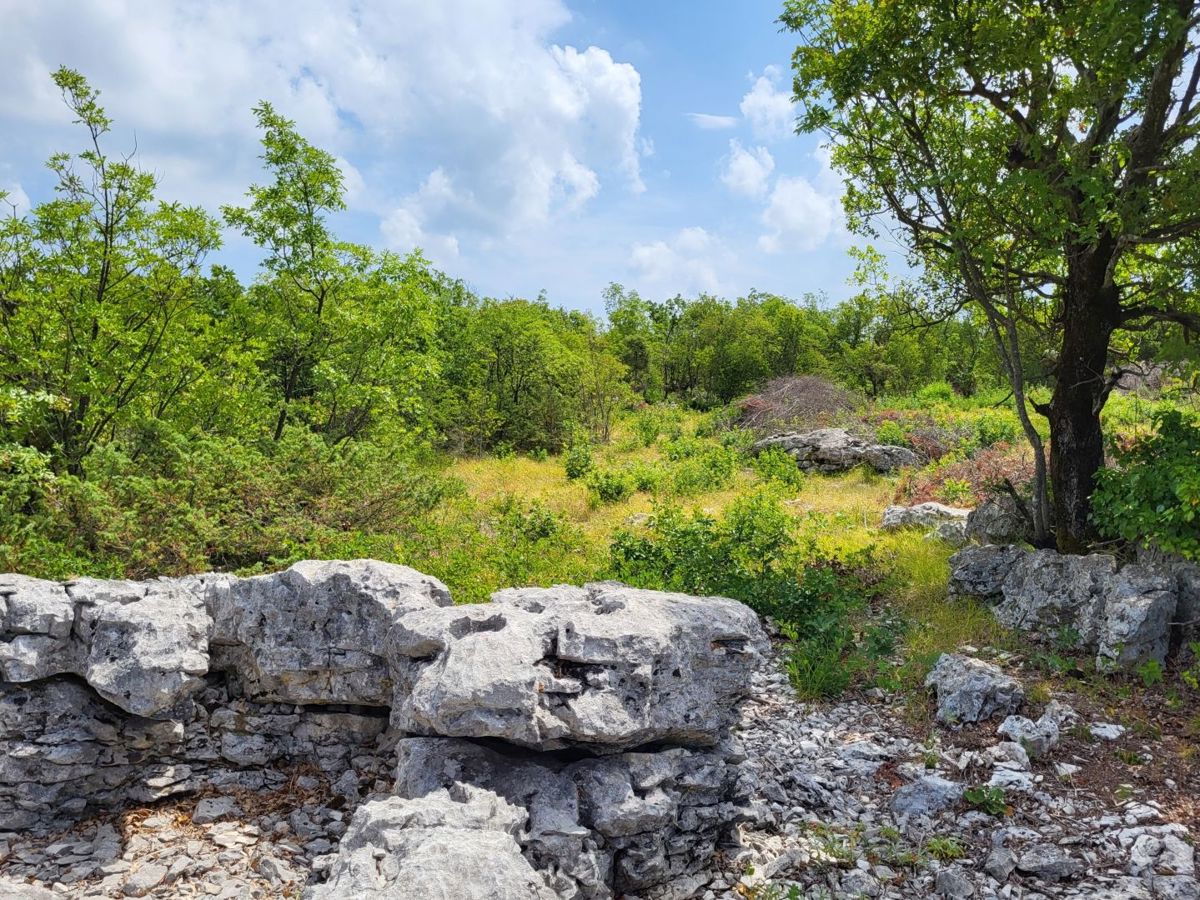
[1116, 749, 1147, 766]
[1137, 659, 1165, 688]
[924, 836, 966, 861]
[963, 785, 1008, 816]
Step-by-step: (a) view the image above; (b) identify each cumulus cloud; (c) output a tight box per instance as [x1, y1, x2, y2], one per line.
[720, 140, 774, 199]
[629, 227, 729, 297]
[0, 0, 645, 249]
[687, 113, 737, 130]
[739, 65, 796, 141]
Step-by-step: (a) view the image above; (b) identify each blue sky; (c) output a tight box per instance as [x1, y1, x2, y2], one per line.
[0, 0, 861, 313]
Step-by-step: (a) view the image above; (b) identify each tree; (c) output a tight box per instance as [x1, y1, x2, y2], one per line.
[0, 68, 220, 473]
[784, 0, 1200, 550]
[223, 104, 438, 443]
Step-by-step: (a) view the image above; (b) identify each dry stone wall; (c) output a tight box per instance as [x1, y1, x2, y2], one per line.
[0, 561, 766, 899]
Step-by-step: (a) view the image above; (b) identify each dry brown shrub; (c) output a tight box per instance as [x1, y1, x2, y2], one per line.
[737, 376, 863, 431]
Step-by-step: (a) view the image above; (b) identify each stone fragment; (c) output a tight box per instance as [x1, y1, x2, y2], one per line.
[307, 787, 559, 900]
[122, 862, 168, 896]
[925, 654, 1024, 725]
[935, 866, 976, 898]
[890, 775, 963, 820]
[1016, 844, 1083, 881]
[192, 797, 242, 825]
[997, 714, 1059, 757]
[984, 847, 1016, 881]
[390, 582, 765, 751]
[752, 428, 919, 474]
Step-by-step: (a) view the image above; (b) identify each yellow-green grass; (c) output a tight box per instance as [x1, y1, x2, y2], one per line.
[448, 427, 1011, 706]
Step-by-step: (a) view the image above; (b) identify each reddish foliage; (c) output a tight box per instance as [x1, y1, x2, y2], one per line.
[895, 443, 1036, 505]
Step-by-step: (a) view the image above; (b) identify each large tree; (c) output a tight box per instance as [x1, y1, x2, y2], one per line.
[0, 68, 220, 473]
[783, 0, 1200, 551]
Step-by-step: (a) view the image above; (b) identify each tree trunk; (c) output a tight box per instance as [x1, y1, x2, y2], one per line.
[1049, 262, 1120, 553]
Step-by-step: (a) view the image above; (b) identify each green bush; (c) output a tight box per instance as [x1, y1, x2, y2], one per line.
[629, 462, 666, 493]
[563, 442, 594, 480]
[631, 409, 662, 447]
[973, 409, 1019, 448]
[750, 446, 807, 491]
[875, 420, 909, 447]
[1093, 410, 1200, 560]
[586, 468, 634, 504]
[670, 445, 740, 495]
[916, 381, 956, 405]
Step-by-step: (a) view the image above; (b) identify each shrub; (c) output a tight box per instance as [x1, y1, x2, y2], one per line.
[736, 375, 861, 430]
[586, 468, 634, 504]
[915, 380, 956, 405]
[670, 445, 740, 495]
[895, 444, 1034, 505]
[751, 446, 807, 491]
[973, 410, 1020, 448]
[875, 420, 909, 447]
[631, 409, 662, 447]
[629, 462, 665, 493]
[563, 442, 593, 480]
[1093, 410, 1200, 560]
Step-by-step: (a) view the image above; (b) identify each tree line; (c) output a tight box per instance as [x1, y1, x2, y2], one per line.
[0, 68, 1008, 473]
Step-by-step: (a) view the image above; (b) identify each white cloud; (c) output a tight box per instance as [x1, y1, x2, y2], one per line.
[0, 0, 645, 252]
[0, 182, 30, 216]
[739, 65, 796, 141]
[758, 176, 838, 253]
[687, 113, 737, 130]
[629, 227, 729, 297]
[721, 140, 774, 199]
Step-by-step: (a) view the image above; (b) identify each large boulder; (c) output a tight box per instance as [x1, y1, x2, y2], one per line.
[966, 495, 1034, 546]
[389, 583, 766, 751]
[391, 736, 749, 898]
[947, 544, 1029, 602]
[924, 653, 1024, 725]
[307, 787, 559, 900]
[950, 546, 1180, 670]
[882, 502, 971, 531]
[0, 574, 209, 717]
[752, 428, 920, 474]
[204, 559, 452, 706]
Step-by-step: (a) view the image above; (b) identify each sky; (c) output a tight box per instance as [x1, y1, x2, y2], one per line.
[0, 0, 861, 314]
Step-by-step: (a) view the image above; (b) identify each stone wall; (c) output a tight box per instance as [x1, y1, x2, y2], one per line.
[0, 561, 767, 898]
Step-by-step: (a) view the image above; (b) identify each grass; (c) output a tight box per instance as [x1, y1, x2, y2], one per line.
[437, 408, 1020, 701]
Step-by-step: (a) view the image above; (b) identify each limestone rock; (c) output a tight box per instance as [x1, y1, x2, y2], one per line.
[890, 775, 963, 820]
[947, 545, 1028, 603]
[393, 735, 750, 897]
[307, 787, 558, 900]
[882, 502, 971, 531]
[205, 560, 452, 705]
[389, 582, 766, 751]
[0, 574, 209, 717]
[966, 495, 1033, 546]
[927, 520, 969, 548]
[752, 428, 920, 474]
[1096, 566, 1177, 670]
[925, 654, 1024, 725]
[997, 714, 1059, 757]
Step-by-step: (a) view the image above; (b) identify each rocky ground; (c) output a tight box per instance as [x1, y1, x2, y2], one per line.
[1, 645, 1196, 900]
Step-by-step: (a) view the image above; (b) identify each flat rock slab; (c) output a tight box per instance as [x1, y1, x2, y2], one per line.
[389, 582, 766, 751]
[882, 502, 971, 530]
